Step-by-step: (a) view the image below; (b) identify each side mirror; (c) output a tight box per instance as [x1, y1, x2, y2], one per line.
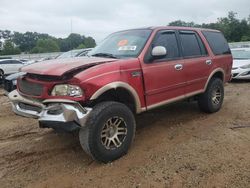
[151, 46, 167, 57]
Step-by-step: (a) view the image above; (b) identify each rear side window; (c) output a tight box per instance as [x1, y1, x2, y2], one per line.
[11, 60, 22, 64]
[153, 31, 180, 59]
[202, 31, 231, 55]
[0, 60, 11, 64]
[179, 31, 207, 57]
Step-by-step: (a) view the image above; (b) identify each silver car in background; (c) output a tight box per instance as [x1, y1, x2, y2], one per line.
[231, 48, 250, 80]
[0, 59, 24, 80]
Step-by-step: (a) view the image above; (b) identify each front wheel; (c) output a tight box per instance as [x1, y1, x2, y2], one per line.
[79, 101, 136, 163]
[198, 78, 224, 113]
[0, 69, 4, 80]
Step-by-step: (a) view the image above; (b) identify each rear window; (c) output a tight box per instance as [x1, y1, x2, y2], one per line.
[202, 31, 231, 55]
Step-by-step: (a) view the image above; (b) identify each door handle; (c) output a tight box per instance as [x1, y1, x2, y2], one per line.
[174, 64, 183, 71]
[206, 60, 212, 65]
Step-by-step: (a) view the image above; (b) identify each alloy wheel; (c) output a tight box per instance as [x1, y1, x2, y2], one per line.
[101, 116, 127, 150]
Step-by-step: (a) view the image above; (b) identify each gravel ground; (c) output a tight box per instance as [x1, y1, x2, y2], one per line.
[0, 82, 250, 188]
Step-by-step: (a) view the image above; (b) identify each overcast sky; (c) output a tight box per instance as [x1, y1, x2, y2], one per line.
[0, 0, 249, 42]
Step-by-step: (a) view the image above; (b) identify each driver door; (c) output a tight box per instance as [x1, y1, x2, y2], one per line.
[141, 30, 186, 109]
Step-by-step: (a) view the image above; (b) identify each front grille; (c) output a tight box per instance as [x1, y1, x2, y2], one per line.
[19, 78, 44, 96]
[19, 102, 42, 113]
[3, 79, 13, 92]
[26, 73, 64, 81]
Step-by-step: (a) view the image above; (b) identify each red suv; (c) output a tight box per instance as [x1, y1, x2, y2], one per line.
[8, 26, 232, 162]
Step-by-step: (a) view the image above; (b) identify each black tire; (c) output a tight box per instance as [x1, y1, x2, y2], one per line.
[79, 101, 136, 163]
[0, 69, 4, 80]
[198, 78, 224, 113]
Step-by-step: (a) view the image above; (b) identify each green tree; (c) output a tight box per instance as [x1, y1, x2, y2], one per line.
[31, 39, 59, 53]
[77, 43, 86, 49]
[169, 11, 250, 42]
[57, 38, 71, 52]
[57, 33, 83, 52]
[83, 37, 96, 48]
[0, 40, 21, 55]
[168, 20, 201, 27]
[12, 32, 54, 52]
[0, 30, 12, 40]
[67, 33, 83, 49]
[241, 35, 250, 41]
[57, 34, 96, 52]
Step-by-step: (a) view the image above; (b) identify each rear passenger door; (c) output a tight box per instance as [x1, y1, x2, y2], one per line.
[178, 30, 211, 94]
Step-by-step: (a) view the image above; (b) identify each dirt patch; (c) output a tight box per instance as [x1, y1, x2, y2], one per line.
[0, 82, 250, 188]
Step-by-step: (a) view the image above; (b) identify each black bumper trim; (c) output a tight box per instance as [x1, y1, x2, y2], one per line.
[39, 121, 81, 132]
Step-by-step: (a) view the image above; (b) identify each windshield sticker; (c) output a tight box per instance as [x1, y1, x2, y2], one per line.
[117, 39, 128, 46]
[118, 46, 137, 51]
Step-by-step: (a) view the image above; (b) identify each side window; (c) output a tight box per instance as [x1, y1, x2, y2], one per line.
[179, 31, 203, 57]
[2, 60, 11, 64]
[196, 34, 208, 56]
[11, 60, 22, 64]
[202, 31, 231, 55]
[153, 31, 180, 59]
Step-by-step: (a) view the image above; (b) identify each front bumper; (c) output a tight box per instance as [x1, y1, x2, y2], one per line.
[231, 68, 250, 79]
[8, 90, 92, 131]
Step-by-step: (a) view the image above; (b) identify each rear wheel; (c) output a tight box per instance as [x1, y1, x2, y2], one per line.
[79, 101, 136, 163]
[198, 78, 224, 113]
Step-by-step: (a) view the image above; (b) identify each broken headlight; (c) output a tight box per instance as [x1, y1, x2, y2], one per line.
[51, 84, 83, 97]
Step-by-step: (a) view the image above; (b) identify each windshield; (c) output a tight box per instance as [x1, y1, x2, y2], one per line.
[231, 49, 250, 60]
[56, 49, 83, 59]
[89, 29, 152, 59]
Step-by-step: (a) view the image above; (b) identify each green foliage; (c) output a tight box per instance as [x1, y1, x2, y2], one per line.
[84, 37, 96, 48]
[241, 35, 250, 41]
[77, 43, 86, 49]
[168, 11, 250, 42]
[204, 12, 249, 42]
[31, 39, 60, 53]
[0, 30, 12, 40]
[0, 40, 21, 55]
[0, 30, 96, 54]
[12, 32, 53, 52]
[57, 34, 96, 52]
[168, 20, 200, 27]
[169, 11, 250, 42]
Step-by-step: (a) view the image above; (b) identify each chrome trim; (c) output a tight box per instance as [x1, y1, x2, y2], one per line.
[90, 81, 143, 114]
[174, 64, 183, 70]
[147, 90, 203, 110]
[205, 60, 212, 65]
[8, 90, 92, 127]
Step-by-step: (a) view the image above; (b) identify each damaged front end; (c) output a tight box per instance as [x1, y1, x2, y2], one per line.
[8, 90, 92, 132]
[7, 57, 118, 132]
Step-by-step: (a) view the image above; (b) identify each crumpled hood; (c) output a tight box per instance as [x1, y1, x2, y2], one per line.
[233, 59, 250, 68]
[21, 57, 116, 76]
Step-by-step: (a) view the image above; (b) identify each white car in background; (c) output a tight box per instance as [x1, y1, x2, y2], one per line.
[0, 59, 24, 80]
[231, 48, 250, 80]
